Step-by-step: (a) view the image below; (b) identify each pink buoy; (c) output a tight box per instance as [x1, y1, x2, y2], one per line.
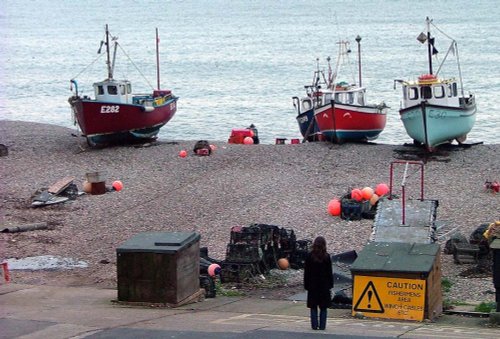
[112, 180, 123, 191]
[208, 263, 221, 277]
[179, 150, 187, 158]
[351, 188, 363, 202]
[375, 183, 390, 196]
[243, 136, 254, 145]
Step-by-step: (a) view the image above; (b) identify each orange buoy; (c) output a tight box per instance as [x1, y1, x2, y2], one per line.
[82, 180, 92, 193]
[361, 187, 374, 200]
[327, 199, 341, 216]
[369, 193, 380, 206]
[277, 258, 289, 270]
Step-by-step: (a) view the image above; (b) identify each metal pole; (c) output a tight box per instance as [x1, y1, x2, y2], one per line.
[355, 35, 362, 87]
[401, 162, 410, 225]
[156, 28, 160, 90]
[105, 25, 112, 80]
[389, 162, 394, 199]
[426, 17, 433, 75]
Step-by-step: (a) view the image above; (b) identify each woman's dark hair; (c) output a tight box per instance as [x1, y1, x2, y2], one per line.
[311, 236, 328, 262]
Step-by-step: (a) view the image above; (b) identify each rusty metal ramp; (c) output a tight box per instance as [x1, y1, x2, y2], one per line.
[371, 198, 438, 243]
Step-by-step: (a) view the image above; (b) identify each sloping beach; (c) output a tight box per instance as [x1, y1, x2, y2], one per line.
[0, 120, 498, 304]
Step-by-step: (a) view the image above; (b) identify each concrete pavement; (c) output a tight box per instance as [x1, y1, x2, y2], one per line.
[1, 283, 498, 338]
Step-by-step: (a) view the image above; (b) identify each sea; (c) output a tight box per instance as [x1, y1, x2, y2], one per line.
[1, 0, 499, 145]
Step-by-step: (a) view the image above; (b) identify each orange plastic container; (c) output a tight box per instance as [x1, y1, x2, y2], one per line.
[228, 128, 254, 144]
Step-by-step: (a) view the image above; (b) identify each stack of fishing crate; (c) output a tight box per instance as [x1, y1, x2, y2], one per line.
[221, 224, 267, 283]
[221, 224, 301, 283]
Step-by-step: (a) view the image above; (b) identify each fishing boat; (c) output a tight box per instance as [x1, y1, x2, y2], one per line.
[395, 17, 476, 151]
[293, 38, 387, 143]
[68, 25, 178, 147]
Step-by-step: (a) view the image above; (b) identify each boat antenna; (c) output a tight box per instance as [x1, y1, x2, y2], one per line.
[326, 56, 332, 87]
[156, 28, 160, 90]
[314, 57, 320, 88]
[105, 24, 112, 80]
[355, 35, 362, 87]
[111, 35, 118, 78]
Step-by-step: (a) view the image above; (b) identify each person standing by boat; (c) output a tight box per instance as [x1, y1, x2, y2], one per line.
[304, 236, 334, 330]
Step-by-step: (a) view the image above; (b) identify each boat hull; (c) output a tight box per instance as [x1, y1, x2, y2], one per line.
[69, 96, 178, 144]
[314, 102, 387, 142]
[296, 108, 321, 141]
[399, 101, 476, 150]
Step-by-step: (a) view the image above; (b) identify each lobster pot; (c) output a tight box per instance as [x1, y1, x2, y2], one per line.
[117, 232, 200, 305]
[350, 242, 442, 322]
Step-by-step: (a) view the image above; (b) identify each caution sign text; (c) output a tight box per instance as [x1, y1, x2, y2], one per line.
[352, 275, 426, 321]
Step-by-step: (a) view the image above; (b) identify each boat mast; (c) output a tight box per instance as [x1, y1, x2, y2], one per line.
[156, 28, 160, 90]
[426, 17, 433, 75]
[105, 24, 112, 80]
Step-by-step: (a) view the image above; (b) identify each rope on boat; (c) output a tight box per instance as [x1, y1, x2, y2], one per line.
[70, 52, 105, 81]
[427, 20, 466, 98]
[116, 43, 155, 90]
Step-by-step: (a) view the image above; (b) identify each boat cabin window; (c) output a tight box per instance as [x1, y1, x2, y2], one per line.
[448, 83, 458, 97]
[408, 87, 419, 100]
[347, 93, 354, 104]
[108, 85, 118, 95]
[334, 92, 354, 104]
[357, 92, 365, 105]
[127, 83, 132, 94]
[420, 86, 432, 99]
[302, 99, 312, 111]
[120, 85, 126, 95]
[97, 85, 104, 95]
[433, 85, 445, 99]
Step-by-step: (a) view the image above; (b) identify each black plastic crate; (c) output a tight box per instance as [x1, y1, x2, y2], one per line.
[230, 225, 263, 245]
[279, 228, 296, 253]
[255, 224, 280, 246]
[226, 243, 263, 263]
[220, 262, 259, 283]
[341, 194, 370, 221]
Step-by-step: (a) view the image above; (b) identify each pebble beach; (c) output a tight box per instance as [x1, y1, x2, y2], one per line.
[0, 120, 498, 305]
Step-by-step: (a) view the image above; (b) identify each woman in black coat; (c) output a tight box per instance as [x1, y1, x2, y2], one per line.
[303, 236, 333, 330]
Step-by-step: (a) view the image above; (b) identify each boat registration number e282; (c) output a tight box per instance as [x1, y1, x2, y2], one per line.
[100, 105, 120, 113]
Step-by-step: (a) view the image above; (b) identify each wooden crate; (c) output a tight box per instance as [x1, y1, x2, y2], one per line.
[453, 243, 479, 264]
[117, 232, 200, 305]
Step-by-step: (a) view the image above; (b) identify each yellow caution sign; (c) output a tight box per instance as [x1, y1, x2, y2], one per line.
[352, 275, 426, 321]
